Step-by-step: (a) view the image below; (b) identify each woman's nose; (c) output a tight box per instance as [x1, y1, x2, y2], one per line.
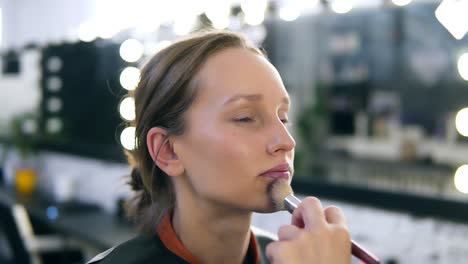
[266, 120, 296, 155]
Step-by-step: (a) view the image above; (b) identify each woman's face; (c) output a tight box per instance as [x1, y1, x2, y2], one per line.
[172, 47, 295, 213]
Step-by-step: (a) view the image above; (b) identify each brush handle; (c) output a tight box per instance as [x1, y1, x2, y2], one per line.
[283, 195, 380, 264]
[284, 194, 302, 212]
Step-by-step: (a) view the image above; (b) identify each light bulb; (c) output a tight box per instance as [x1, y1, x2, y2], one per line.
[454, 165, 468, 194]
[121, 127, 136, 150]
[120, 67, 140, 91]
[119, 97, 136, 121]
[120, 39, 144, 62]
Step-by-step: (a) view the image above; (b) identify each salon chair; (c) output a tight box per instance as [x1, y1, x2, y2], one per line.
[0, 200, 83, 264]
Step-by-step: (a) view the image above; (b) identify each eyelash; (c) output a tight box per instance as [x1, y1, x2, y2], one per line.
[234, 117, 290, 124]
[235, 117, 254, 123]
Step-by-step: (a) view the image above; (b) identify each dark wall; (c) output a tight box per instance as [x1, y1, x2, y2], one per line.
[39, 40, 129, 161]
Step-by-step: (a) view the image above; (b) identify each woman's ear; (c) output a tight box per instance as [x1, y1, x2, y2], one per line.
[147, 127, 184, 177]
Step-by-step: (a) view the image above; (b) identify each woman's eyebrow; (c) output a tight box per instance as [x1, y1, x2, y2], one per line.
[223, 93, 290, 106]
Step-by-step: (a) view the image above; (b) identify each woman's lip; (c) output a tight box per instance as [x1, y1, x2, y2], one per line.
[259, 163, 291, 180]
[260, 163, 290, 175]
[260, 171, 291, 180]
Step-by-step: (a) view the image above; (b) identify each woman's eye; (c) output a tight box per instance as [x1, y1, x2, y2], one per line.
[280, 116, 291, 125]
[235, 117, 254, 123]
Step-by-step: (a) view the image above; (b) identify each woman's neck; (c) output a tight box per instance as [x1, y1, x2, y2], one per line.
[172, 196, 253, 264]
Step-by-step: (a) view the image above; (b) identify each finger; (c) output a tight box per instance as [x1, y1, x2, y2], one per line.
[277, 225, 301, 241]
[265, 241, 280, 262]
[291, 196, 325, 231]
[324, 206, 347, 226]
[266, 241, 296, 264]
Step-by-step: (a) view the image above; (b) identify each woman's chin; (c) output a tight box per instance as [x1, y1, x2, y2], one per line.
[251, 200, 282, 213]
[254, 207, 282, 213]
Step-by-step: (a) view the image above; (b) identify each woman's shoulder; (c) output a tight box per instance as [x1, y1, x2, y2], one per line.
[87, 234, 185, 264]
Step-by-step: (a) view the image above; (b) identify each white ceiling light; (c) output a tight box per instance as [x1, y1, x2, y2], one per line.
[120, 126, 136, 150]
[457, 53, 468, 81]
[205, 0, 231, 29]
[456, 108, 468, 137]
[95, 0, 121, 37]
[280, 0, 320, 21]
[435, 0, 468, 40]
[454, 165, 468, 194]
[392, 0, 412, 7]
[185, 0, 207, 16]
[301, 0, 321, 15]
[98, 24, 120, 39]
[134, 0, 162, 33]
[279, 4, 301, 22]
[120, 67, 140, 91]
[78, 21, 97, 42]
[120, 39, 144, 62]
[331, 0, 353, 14]
[241, 0, 267, 26]
[173, 14, 198, 36]
[244, 12, 265, 26]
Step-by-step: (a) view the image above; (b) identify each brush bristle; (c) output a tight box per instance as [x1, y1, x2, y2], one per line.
[270, 180, 294, 210]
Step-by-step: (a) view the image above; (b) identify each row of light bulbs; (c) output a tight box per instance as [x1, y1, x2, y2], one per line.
[76, 0, 467, 52]
[118, 37, 172, 149]
[453, 47, 468, 193]
[79, 0, 421, 44]
[118, 38, 144, 150]
[454, 107, 468, 194]
[435, 0, 468, 195]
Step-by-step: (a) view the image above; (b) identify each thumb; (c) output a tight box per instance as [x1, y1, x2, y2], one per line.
[291, 197, 326, 231]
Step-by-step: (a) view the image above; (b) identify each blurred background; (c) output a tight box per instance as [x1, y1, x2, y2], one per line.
[1, 0, 468, 263]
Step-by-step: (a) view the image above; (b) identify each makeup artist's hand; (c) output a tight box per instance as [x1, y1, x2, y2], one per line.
[266, 197, 351, 264]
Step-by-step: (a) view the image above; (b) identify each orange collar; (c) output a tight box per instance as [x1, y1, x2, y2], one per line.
[156, 212, 260, 264]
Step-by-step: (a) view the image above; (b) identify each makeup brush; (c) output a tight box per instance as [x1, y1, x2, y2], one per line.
[270, 180, 381, 264]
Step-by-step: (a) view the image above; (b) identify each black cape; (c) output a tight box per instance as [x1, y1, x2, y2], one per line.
[87, 231, 274, 264]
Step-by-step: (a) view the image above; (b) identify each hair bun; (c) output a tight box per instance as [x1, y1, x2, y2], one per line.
[129, 167, 144, 191]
